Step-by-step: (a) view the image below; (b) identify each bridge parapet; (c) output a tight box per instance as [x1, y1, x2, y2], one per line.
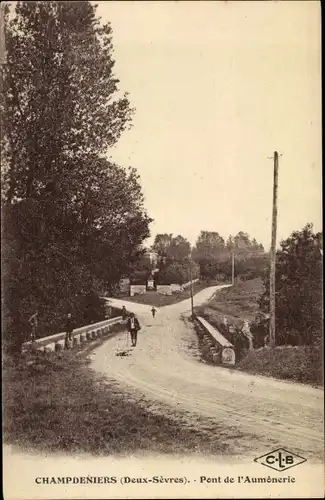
[21, 316, 123, 354]
[196, 316, 236, 365]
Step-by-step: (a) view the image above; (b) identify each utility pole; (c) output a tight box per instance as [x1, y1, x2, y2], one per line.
[231, 250, 235, 285]
[189, 249, 194, 319]
[0, 4, 6, 66]
[269, 151, 279, 348]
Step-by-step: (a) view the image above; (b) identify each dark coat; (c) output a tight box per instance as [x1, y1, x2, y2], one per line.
[66, 317, 74, 334]
[126, 317, 140, 332]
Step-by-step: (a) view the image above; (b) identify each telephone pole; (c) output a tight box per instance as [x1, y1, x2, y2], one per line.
[269, 151, 279, 347]
[189, 249, 194, 318]
[0, 4, 6, 66]
[231, 250, 235, 285]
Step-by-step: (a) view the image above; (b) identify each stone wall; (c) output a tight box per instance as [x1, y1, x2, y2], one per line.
[182, 278, 199, 289]
[130, 285, 146, 296]
[21, 316, 123, 354]
[171, 283, 183, 293]
[156, 285, 172, 296]
[195, 315, 236, 365]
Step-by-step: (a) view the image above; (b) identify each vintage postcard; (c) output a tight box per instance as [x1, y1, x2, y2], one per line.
[2, 1, 323, 499]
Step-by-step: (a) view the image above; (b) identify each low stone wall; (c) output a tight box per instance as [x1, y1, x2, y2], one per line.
[195, 315, 236, 365]
[182, 278, 199, 289]
[21, 316, 123, 354]
[130, 285, 146, 296]
[156, 285, 172, 296]
[210, 315, 252, 358]
[158, 279, 199, 295]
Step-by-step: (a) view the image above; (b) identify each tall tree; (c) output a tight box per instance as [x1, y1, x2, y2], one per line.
[156, 260, 199, 285]
[1, 2, 151, 350]
[151, 233, 193, 284]
[192, 231, 227, 279]
[232, 232, 264, 258]
[152, 233, 173, 264]
[193, 231, 226, 262]
[168, 235, 191, 262]
[258, 224, 323, 345]
[193, 230, 267, 281]
[2, 1, 133, 204]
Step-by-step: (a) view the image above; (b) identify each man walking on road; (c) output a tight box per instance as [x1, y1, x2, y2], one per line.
[126, 312, 141, 347]
[151, 306, 156, 318]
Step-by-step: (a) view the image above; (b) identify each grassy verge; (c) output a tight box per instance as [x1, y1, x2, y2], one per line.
[191, 318, 323, 386]
[195, 278, 264, 325]
[237, 345, 323, 387]
[3, 335, 248, 456]
[120, 280, 213, 307]
[193, 278, 323, 387]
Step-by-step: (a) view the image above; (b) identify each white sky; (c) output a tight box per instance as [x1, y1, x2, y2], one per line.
[96, 1, 322, 249]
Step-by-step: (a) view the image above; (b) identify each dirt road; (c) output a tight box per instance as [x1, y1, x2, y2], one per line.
[92, 286, 324, 461]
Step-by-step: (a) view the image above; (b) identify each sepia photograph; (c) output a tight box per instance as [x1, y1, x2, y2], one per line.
[1, 1, 323, 499]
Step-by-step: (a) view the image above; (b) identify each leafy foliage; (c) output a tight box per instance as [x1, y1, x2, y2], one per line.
[152, 233, 190, 264]
[2, 2, 133, 203]
[151, 233, 196, 285]
[193, 231, 226, 260]
[157, 262, 189, 285]
[151, 230, 266, 285]
[256, 224, 323, 346]
[168, 235, 191, 262]
[129, 249, 153, 285]
[1, 2, 151, 351]
[193, 231, 267, 281]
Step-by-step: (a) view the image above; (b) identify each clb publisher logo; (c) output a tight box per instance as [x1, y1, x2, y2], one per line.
[254, 448, 307, 472]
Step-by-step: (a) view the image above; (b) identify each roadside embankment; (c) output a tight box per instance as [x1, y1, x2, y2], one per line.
[195, 278, 264, 325]
[193, 278, 323, 387]
[237, 345, 323, 387]
[3, 334, 242, 457]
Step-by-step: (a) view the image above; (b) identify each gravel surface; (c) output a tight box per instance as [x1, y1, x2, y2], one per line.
[92, 286, 324, 461]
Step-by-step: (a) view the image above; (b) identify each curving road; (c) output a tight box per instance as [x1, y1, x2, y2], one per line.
[92, 286, 324, 461]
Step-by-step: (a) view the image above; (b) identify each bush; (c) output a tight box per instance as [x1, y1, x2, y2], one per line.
[256, 224, 323, 346]
[240, 271, 254, 281]
[250, 314, 268, 348]
[237, 345, 323, 386]
[214, 273, 227, 283]
[77, 292, 106, 326]
[2, 291, 116, 354]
